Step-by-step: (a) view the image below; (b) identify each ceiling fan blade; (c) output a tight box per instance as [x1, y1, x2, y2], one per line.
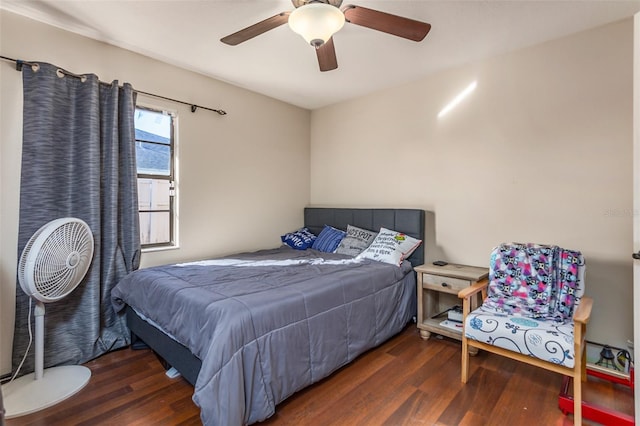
[316, 38, 338, 72]
[342, 5, 431, 42]
[221, 12, 291, 45]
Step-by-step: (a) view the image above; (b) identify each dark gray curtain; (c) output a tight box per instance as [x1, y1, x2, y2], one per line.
[12, 62, 140, 374]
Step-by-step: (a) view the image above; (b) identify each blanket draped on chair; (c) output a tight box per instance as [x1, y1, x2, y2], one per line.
[482, 243, 584, 321]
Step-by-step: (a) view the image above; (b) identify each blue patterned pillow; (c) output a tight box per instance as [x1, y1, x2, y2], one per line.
[311, 225, 346, 253]
[281, 227, 316, 250]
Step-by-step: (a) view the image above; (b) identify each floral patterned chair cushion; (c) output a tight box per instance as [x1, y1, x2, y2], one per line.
[464, 306, 576, 367]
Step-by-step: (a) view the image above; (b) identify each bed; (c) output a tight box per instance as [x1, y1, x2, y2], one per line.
[111, 207, 425, 425]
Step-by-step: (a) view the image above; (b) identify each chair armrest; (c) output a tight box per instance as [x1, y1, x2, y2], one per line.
[458, 278, 489, 300]
[573, 296, 593, 325]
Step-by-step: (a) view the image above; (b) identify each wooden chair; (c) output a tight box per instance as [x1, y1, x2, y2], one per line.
[458, 243, 593, 425]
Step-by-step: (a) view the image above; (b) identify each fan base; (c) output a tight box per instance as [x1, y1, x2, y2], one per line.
[1, 365, 91, 418]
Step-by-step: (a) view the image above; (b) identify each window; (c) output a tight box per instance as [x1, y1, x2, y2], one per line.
[135, 106, 176, 248]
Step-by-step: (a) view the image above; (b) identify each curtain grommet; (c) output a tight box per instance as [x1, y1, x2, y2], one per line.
[56, 68, 88, 83]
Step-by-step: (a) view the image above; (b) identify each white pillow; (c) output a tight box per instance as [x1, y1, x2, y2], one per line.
[356, 227, 422, 266]
[334, 225, 378, 256]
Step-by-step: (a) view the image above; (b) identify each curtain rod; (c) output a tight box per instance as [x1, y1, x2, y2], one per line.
[0, 55, 227, 116]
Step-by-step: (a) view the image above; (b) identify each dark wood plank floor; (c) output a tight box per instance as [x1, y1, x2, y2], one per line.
[5, 326, 634, 425]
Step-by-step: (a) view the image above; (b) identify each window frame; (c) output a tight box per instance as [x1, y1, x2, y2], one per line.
[135, 105, 178, 250]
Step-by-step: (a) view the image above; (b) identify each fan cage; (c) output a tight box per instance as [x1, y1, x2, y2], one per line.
[18, 218, 94, 303]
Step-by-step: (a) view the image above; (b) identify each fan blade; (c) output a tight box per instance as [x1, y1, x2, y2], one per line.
[221, 12, 291, 45]
[343, 5, 431, 42]
[316, 38, 338, 72]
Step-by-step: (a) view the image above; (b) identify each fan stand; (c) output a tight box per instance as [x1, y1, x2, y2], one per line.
[1, 301, 91, 418]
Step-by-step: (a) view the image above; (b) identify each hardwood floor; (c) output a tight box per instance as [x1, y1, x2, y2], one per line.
[4, 326, 634, 425]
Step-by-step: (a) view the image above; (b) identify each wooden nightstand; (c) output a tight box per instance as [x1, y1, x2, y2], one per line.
[415, 263, 489, 341]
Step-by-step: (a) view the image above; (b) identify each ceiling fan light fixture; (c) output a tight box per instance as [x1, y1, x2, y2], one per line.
[288, 3, 345, 48]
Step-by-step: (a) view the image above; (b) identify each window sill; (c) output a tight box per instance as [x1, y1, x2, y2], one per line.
[142, 244, 180, 253]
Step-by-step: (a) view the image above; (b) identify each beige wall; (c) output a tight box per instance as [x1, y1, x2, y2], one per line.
[310, 19, 634, 348]
[0, 10, 311, 375]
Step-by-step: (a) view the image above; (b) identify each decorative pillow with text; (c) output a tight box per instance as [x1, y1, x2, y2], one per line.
[281, 227, 316, 250]
[356, 227, 422, 266]
[334, 225, 378, 256]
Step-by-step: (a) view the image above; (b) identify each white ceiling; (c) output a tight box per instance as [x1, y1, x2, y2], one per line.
[2, 1, 640, 110]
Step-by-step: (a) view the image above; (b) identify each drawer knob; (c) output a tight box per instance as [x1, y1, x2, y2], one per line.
[441, 282, 448, 287]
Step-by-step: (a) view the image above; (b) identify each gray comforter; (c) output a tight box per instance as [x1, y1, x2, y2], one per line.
[112, 246, 416, 425]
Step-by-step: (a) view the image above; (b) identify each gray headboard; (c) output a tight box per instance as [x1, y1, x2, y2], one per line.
[304, 207, 425, 267]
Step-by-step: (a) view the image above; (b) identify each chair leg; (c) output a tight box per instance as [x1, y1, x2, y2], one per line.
[570, 318, 587, 425]
[581, 345, 587, 382]
[461, 335, 470, 383]
[573, 350, 583, 425]
[461, 296, 473, 383]
[573, 370, 582, 425]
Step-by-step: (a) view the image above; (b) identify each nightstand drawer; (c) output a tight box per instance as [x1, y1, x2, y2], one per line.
[422, 274, 470, 292]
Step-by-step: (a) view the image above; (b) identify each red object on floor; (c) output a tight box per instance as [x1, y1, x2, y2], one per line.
[558, 367, 634, 425]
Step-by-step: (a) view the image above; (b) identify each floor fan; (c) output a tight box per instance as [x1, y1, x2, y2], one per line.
[1, 218, 94, 418]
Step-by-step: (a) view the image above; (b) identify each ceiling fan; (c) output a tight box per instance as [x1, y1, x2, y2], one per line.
[220, 0, 431, 72]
